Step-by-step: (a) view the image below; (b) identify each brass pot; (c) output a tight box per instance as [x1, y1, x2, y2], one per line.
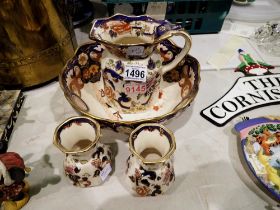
[0, 0, 77, 88]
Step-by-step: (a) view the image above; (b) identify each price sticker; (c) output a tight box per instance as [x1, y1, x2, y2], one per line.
[124, 64, 147, 82]
[127, 46, 144, 56]
[100, 163, 112, 181]
[124, 82, 147, 94]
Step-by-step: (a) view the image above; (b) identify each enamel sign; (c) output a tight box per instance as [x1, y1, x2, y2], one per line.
[201, 49, 278, 126]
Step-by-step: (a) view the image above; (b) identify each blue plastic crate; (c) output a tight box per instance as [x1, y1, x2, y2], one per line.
[102, 0, 233, 34]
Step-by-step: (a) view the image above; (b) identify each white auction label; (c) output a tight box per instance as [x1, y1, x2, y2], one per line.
[100, 163, 112, 181]
[124, 63, 147, 82]
[124, 82, 146, 94]
[127, 46, 144, 56]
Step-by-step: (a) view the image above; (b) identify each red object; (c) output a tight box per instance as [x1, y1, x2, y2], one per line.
[0, 152, 25, 170]
[153, 106, 159, 111]
[0, 182, 25, 201]
[158, 91, 163, 99]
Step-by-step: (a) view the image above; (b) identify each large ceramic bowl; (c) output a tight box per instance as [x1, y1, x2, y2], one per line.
[59, 40, 200, 133]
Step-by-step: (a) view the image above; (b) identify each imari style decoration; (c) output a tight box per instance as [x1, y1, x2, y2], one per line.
[53, 117, 112, 187]
[125, 124, 176, 196]
[60, 14, 200, 134]
[201, 49, 280, 127]
[56, 14, 199, 195]
[235, 117, 280, 201]
[89, 14, 192, 113]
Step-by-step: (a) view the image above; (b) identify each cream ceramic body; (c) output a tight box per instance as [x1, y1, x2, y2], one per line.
[101, 52, 162, 113]
[89, 14, 192, 113]
[125, 124, 176, 196]
[53, 116, 112, 187]
[59, 40, 200, 133]
[64, 142, 111, 187]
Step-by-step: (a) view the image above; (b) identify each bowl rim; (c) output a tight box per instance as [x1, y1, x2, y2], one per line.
[59, 41, 201, 126]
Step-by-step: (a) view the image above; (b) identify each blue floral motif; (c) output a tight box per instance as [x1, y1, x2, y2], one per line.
[156, 22, 181, 37]
[109, 30, 117, 38]
[91, 14, 182, 40]
[147, 58, 156, 70]
[115, 60, 124, 73]
[118, 92, 130, 103]
[136, 30, 141, 37]
[104, 68, 123, 80]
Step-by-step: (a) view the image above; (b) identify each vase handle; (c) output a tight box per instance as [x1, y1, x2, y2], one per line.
[157, 30, 192, 75]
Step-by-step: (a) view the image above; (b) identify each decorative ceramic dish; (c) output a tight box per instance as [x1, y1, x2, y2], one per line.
[59, 40, 200, 133]
[235, 117, 280, 201]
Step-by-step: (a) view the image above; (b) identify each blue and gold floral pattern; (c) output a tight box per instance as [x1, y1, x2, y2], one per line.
[126, 154, 175, 196]
[90, 14, 182, 60]
[64, 142, 112, 187]
[126, 124, 176, 196]
[61, 41, 104, 97]
[54, 116, 112, 187]
[60, 42, 200, 133]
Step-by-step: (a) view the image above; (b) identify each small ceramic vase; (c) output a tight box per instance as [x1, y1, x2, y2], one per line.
[53, 116, 112, 187]
[125, 123, 176, 196]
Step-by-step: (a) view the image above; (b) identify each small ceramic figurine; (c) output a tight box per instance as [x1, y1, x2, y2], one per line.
[53, 116, 112, 187]
[235, 49, 274, 76]
[0, 152, 29, 210]
[125, 123, 176, 196]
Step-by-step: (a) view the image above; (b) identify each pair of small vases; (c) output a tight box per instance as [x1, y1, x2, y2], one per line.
[53, 116, 176, 196]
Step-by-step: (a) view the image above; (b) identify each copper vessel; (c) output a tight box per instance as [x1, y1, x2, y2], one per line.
[0, 0, 77, 88]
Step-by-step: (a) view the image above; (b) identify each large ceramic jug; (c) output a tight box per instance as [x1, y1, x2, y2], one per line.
[89, 14, 192, 113]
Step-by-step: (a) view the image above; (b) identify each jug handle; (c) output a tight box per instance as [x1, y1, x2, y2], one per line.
[157, 30, 192, 75]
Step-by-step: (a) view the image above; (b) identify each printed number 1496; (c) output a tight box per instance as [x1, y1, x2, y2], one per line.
[125, 69, 145, 79]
